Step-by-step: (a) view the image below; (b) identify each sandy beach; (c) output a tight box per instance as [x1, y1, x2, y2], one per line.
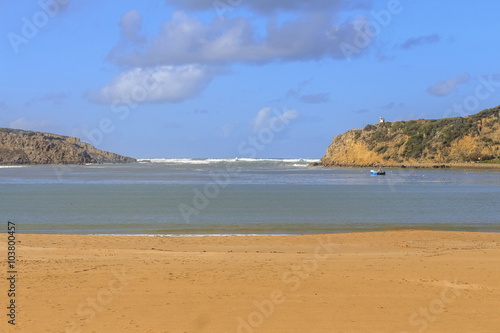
[1, 230, 499, 332]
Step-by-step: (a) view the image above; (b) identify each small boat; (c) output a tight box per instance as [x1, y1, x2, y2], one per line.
[370, 169, 386, 175]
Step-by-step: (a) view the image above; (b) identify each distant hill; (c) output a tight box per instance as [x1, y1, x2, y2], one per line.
[0, 128, 136, 165]
[319, 106, 500, 167]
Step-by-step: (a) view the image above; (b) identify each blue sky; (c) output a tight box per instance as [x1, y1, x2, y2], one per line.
[1, 0, 500, 158]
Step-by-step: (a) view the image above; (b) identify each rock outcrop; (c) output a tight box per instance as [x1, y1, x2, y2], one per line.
[0, 128, 136, 165]
[320, 106, 500, 167]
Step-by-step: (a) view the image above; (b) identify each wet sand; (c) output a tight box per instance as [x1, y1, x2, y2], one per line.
[1, 230, 499, 332]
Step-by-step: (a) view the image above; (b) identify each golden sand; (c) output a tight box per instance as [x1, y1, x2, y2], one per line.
[1, 230, 499, 332]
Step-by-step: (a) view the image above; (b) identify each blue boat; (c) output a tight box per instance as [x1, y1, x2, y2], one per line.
[370, 169, 386, 175]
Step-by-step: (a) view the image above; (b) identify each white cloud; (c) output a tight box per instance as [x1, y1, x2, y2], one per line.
[298, 93, 329, 104]
[382, 102, 404, 109]
[107, 9, 147, 62]
[286, 82, 330, 104]
[166, 0, 371, 14]
[91, 65, 217, 104]
[427, 73, 470, 96]
[108, 11, 373, 67]
[220, 121, 240, 138]
[252, 107, 298, 132]
[400, 33, 441, 50]
[119, 9, 146, 44]
[24, 92, 67, 108]
[102, 6, 374, 106]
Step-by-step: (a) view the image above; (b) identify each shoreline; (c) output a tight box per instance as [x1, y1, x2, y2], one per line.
[2, 230, 499, 332]
[18, 227, 500, 237]
[312, 162, 500, 169]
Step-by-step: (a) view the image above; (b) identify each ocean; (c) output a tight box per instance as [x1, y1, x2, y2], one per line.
[1, 158, 499, 235]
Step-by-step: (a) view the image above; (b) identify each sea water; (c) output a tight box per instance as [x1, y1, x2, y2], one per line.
[0, 159, 499, 235]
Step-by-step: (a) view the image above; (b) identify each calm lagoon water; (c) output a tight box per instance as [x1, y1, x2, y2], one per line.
[1, 158, 499, 235]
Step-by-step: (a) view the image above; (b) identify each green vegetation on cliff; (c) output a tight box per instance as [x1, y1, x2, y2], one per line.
[320, 106, 500, 167]
[0, 128, 136, 165]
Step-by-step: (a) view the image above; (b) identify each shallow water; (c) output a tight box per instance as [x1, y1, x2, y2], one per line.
[1, 159, 499, 235]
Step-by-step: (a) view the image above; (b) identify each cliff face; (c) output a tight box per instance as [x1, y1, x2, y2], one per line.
[320, 106, 500, 167]
[0, 129, 136, 165]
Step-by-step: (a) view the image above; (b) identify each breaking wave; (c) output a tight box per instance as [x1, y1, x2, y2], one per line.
[137, 158, 320, 167]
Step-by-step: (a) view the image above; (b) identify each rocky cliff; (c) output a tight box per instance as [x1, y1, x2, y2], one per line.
[320, 106, 500, 167]
[0, 128, 136, 165]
